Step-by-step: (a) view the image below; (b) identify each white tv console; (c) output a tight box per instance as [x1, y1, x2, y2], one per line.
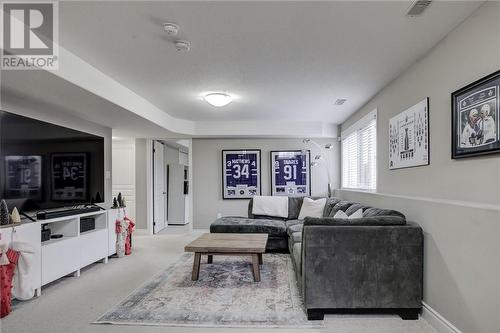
[0, 209, 117, 298]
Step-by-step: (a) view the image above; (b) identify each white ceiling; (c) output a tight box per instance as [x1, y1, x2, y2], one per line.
[55, 1, 482, 125]
[1, 70, 181, 138]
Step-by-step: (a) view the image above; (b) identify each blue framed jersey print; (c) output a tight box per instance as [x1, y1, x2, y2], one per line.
[222, 150, 261, 199]
[271, 150, 310, 197]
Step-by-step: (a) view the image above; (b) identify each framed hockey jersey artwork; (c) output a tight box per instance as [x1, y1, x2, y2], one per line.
[452, 70, 500, 159]
[222, 149, 261, 199]
[270, 150, 310, 197]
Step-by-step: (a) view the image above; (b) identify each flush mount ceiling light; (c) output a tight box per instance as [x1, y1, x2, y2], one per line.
[203, 92, 233, 107]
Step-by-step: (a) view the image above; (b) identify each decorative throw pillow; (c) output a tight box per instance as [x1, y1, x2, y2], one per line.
[333, 208, 363, 219]
[349, 208, 363, 219]
[298, 198, 327, 220]
[333, 210, 348, 219]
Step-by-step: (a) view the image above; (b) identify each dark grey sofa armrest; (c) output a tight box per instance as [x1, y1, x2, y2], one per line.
[301, 223, 423, 310]
[304, 216, 406, 226]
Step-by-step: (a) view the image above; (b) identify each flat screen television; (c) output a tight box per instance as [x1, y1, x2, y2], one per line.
[0, 110, 105, 212]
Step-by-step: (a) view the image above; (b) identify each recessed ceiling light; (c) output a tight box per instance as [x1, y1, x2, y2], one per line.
[203, 93, 233, 107]
[406, 0, 432, 17]
[163, 22, 180, 35]
[174, 40, 191, 52]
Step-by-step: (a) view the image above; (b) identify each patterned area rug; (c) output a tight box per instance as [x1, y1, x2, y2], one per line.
[95, 253, 322, 328]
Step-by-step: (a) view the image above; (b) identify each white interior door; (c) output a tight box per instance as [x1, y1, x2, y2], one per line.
[153, 141, 167, 233]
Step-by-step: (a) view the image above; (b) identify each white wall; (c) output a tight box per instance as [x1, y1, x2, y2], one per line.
[112, 138, 136, 220]
[339, 3, 500, 333]
[165, 144, 180, 165]
[135, 139, 148, 230]
[192, 138, 339, 229]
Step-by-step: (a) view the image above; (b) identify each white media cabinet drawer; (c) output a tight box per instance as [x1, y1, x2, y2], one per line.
[41, 236, 80, 285]
[79, 229, 108, 268]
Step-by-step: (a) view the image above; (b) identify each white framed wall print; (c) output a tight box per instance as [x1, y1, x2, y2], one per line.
[389, 98, 430, 170]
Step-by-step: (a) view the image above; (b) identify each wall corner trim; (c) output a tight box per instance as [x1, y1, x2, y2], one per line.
[422, 302, 463, 333]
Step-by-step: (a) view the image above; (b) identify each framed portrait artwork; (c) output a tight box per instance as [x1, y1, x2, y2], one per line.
[222, 149, 261, 199]
[452, 70, 500, 159]
[389, 98, 430, 170]
[270, 150, 310, 197]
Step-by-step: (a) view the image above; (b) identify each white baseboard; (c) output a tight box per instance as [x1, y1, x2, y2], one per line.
[422, 302, 462, 333]
[134, 228, 150, 236]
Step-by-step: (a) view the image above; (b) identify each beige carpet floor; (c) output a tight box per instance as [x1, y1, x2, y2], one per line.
[2, 229, 437, 333]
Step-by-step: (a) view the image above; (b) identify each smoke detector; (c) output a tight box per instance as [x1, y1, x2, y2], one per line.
[163, 22, 180, 35]
[335, 98, 347, 105]
[406, 0, 432, 17]
[174, 40, 191, 52]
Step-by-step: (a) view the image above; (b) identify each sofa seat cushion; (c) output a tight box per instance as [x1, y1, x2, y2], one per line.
[292, 242, 302, 276]
[291, 231, 302, 243]
[287, 222, 303, 236]
[285, 219, 302, 228]
[210, 217, 287, 237]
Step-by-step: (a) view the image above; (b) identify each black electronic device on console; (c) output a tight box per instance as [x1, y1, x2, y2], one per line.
[41, 224, 51, 242]
[36, 205, 102, 220]
[80, 217, 96, 233]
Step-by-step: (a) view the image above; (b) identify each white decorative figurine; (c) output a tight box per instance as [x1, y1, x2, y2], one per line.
[11, 207, 21, 224]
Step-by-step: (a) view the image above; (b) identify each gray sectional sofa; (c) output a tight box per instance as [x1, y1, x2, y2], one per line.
[210, 197, 423, 320]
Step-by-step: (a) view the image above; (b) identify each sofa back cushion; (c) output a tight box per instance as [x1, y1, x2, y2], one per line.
[345, 203, 372, 216]
[363, 207, 406, 221]
[326, 200, 354, 217]
[248, 196, 326, 220]
[304, 215, 407, 226]
[248, 197, 407, 224]
[288, 197, 305, 219]
[322, 198, 341, 217]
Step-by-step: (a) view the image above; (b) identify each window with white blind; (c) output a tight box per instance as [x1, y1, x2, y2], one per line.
[341, 110, 377, 191]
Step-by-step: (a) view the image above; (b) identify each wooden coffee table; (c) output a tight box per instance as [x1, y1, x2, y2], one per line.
[184, 233, 268, 282]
